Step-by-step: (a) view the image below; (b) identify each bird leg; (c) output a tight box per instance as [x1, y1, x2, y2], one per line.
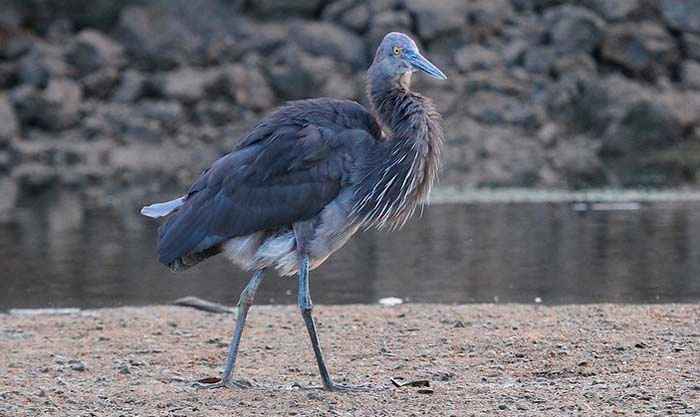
[296, 255, 368, 391]
[195, 269, 264, 389]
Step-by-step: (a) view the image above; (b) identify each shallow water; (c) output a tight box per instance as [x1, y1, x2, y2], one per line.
[2, 195, 700, 309]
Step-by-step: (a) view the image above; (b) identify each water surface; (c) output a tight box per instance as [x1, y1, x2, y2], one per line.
[2, 195, 699, 309]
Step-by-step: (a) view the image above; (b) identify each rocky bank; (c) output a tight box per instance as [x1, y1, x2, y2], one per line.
[3, 0, 700, 218]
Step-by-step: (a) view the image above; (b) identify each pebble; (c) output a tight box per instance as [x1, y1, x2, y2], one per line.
[69, 360, 86, 371]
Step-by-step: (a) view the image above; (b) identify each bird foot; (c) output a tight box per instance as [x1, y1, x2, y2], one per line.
[193, 377, 254, 389]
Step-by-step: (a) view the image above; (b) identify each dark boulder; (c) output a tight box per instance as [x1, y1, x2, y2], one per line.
[682, 61, 700, 90]
[156, 67, 219, 104]
[112, 69, 147, 103]
[10, 78, 82, 131]
[367, 11, 413, 49]
[600, 22, 679, 80]
[581, 0, 641, 22]
[660, 0, 700, 34]
[683, 33, 700, 62]
[116, 6, 200, 70]
[7, 0, 139, 32]
[289, 21, 367, 69]
[80, 67, 120, 99]
[266, 47, 340, 100]
[544, 5, 605, 55]
[601, 100, 683, 157]
[454, 45, 502, 72]
[0, 95, 19, 143]
[246, 0, 323, 18]
[18, 42, 69, 87]
[404, 0, 468, 41]
[550, 135, 607, 188]
[207, 65, 275, 111]
[65, 30, 124, 77]
[321, 0, 370, 32]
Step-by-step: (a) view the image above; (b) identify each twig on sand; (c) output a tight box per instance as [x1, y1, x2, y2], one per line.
[172, 296, 236, 314]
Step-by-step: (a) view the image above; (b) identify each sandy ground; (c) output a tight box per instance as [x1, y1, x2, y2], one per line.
[1, 304, 698, 416]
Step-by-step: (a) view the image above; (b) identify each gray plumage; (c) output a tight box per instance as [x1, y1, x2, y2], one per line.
[141, 32, 447, 391]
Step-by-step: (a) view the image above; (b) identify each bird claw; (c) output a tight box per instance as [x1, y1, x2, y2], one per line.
[193, 377, 254, 389]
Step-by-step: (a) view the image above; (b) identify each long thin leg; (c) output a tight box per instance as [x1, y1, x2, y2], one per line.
[196, 269, 264, 389]
[297, 255, 335, 388]
[297, 256, 367, 391]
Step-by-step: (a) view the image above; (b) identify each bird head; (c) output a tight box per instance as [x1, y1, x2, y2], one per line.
[371, 32, 447, 87]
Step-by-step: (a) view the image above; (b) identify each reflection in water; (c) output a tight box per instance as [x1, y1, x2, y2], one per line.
[2, 193, 700, 309]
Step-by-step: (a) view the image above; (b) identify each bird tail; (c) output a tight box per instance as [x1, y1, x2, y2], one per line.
[140, 196, 186, 218]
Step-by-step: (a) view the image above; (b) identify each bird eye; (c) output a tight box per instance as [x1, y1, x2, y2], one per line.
[393, 46, 402, 56]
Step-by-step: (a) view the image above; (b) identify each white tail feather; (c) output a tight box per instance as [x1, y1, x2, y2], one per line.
[140, 196, 185, 218]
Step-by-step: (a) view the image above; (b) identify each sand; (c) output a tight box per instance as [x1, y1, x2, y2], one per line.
[1, 304, 698, 416]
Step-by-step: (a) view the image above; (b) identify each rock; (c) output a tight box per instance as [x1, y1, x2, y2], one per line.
[546, 74, 614, 135]
[116, 5, 198, 70]
[581, 0, 641, 21]
[12, 163, 59, 192]
[80, 67, 119, 99]
[367, 11, 413, 49]
[463, 70, 532, 97]
[139, 100, 183, 126]
[0, 95, 19, 143]
[601, 22, 679, 80]
[69, 359, 86, 371]
[45, 19, 74, 44]
[681, 61, 700, 89]
[454, 45, 501, 72]
[544, 6, 605, 54]
[247, 0, 323, 18]
[404, 0, 468, 41]
[113, 69, 146, 103]
[0, 177, 18, 220]
[510, 0, 565, 12]
[0, 1, 23, 28]
[322, 0, 370, 32]
[10, 79, 82, 131]
[65, 30, 124, 77]
[9, 0, 136, 32]
[660, 0, 700, 34]
[18, 42, 69, 87]
[194, 100, 242, 127]
[83, 102, 165, 144]
[208, 65, 275, 111]
[523, 46, 557, 74]
[601, 100, 683, 156]
[0, 31, 33, 60]
[289, 22, 367, 69]
[466, 0, 514, 39]
[466, 92, 541, 129]
[157, 67, 218, 104]
[266, 47, 339, 100]
[322, 72, 363, 100]
[552, 53, 597, 78]
[0, 62, 18, 90]
[550, 135, 607, 187]
[683, 33, 700, 62]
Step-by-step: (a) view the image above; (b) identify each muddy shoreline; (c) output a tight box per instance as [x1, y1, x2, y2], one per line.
[1, 304, 698, 416]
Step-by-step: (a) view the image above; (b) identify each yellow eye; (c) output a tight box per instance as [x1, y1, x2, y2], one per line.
[393, 46, 402, 56]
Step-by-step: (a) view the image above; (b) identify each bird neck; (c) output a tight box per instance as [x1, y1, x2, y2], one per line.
[354, 76, 443, 229]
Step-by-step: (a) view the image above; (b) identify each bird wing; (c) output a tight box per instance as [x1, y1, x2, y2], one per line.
[156, 99, 380, 267]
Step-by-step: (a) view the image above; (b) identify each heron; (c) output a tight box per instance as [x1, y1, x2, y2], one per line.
[140, 32, 447, 391]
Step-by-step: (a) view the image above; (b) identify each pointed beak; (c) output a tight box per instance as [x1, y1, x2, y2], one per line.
[405, 50, 447, 80]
